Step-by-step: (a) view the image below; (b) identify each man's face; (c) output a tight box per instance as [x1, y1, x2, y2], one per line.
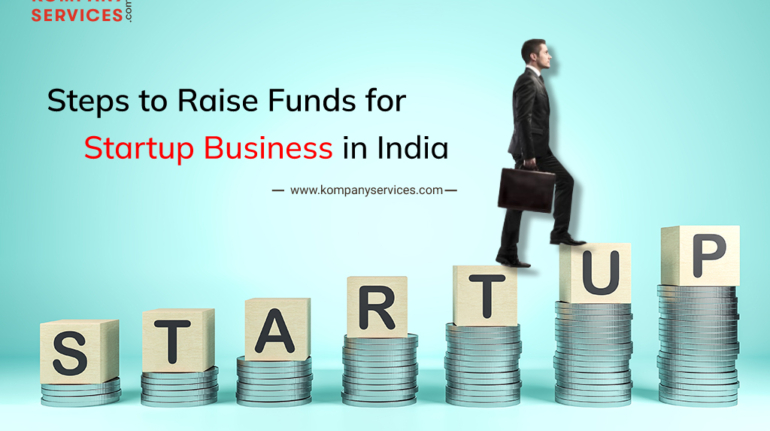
[533, 44, 552, 69]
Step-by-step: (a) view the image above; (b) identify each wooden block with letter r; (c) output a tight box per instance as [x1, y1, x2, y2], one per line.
[661, 226, 740, 286]
[142, 308, 215, 372]
[453, 265, 517, 326]
[560, 243, 632, 303]
[347, 276, 407, 338]
[40, 319, 119, 384]
[245, 298, 310, 361]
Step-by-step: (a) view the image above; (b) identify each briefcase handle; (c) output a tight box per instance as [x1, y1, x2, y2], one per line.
[519, 164, 539, 172]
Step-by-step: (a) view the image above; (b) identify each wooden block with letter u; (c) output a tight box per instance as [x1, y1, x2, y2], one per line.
[453, 266, 517, 326]
[142, 308, 215, 372]
[40, 319, 119, 384]
[245, 298, 310, 361]
[661, 226, 740, 286]
[559, 243, 632, 303]
[347, 276, 407, 338]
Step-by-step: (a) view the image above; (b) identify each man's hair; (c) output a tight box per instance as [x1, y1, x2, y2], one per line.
[521, 39, 546, 64]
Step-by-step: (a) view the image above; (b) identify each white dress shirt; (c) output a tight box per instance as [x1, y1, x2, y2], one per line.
[526, 65, 541, 77]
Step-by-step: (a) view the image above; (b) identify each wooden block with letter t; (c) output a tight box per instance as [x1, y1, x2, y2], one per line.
[661, 226, 740, 286]
[347, 276, 407, 338]
[40, 319, 119, 384]
[559, 243, 632, 303]
[245, 298, 310, 361]
[142, 308, 215, 372]
[453, 266, 517, 326]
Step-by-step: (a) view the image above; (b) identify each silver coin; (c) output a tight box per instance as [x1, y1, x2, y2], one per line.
[660, 381, 740, 391]
[142, 375, 217, 385]
[343, 376, 417, 386]
[658, 393, 738, 403]
[658, 333, 738, 343]
[236, 392, 312, 402]
[344, 364, 418, 374]
[556, 320, 631, 329]
[557, 309, 633, 317]
[659, 385, 738, 397]
[237, 356, 311, 367]
[447, 381, 522, 390]
[445, 390, 520, 403]
[446, 335, 521, 345]
[659, 302, 738, 309]
[41, 377, 121, 392]
[658, 394, 736, 408]
[142, 386, 219, 396]
[42, 389, 122, 403]
[556, 383, 631, 393]
[344, 382, 417, 391]
[556, 315, 633, 323]
[554, 365, 629, 374]
[41, 386, 121, 397]
[238, 382, 312, 393]
[556, 334, 632, 343]
[445, 356, 519, 367]
[142, 367, 218, 380]
[342, 353, 417, 363]
[659, 369, 738, 379]
[660, 340, 739, 349]
[344, 334, 418, 345]
[555, 396, 630, 408]
[444, 352, 521, 363]
[141, 396, 217, 408]
[238, 375, 313, 385]
[445, 364, 518, 374]
[659, 308, 738, 316]
[343, 370, 417, 380]
[555, 349, 632, 359]
[236, 387, 311, 397]
[141, 381, 218, 391]
[446, 397, 520, 408]
[556, 302, 631, 309]
[657, 284, 736, 291]
[446, 323, 520, 334]
[343, 387, 418, 398]
[343, 358, 416, 368]
[236, 397, 312, 408]
[556, 389, 631, 399]
[446, 370, 520, 381]
[237, 368, 312, 379]
[446, 341, 522, 351]
[142, 393, 217, 403]
[554, 358, 630, 369]
[658, 351, 738, 361]
[659, 346, 740, 355]
[341, 391, 416, 402]
[41, 394, 121, 408]
[660, 377, 738, 387]
[236, 364, 312, 374]
[656, 359, 735, 370]
[659, 317, 738, 326]
[446, 349, 521, 358]
[554, 393, 631, 403]
[446, 387, 520, 397]
[342, 348, 417, 358]
[341, 397, 416, 407]
[555, 369, 631, 378]
[556, 376, 631, 386]
[660, 314, 739, 322]
[448, 377, 521, 386]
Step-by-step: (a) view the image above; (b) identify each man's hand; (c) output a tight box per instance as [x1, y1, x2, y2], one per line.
[523, 158, 537, 170]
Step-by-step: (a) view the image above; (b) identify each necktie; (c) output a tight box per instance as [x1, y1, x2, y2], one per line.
[539, 75, 544, 84]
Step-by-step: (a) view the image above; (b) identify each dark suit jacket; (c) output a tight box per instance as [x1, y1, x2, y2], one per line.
[508, 68, 551, 161]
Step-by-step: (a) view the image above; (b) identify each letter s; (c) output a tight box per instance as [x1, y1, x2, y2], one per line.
[53, 331, 88, 376]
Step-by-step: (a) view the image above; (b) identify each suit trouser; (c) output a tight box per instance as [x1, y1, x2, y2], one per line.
[497, 154, 574, 258]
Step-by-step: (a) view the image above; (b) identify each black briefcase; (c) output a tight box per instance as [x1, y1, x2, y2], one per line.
[497, 168, 556, 213]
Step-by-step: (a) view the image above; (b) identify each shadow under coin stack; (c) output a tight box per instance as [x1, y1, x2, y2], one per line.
[140, 367, 219, 407]
[341, 334, 419, 407]
[236, 356, 313, 407]
[41, 377, 122, 407]
[554, 302, 633, 407]
[657, 285, 739, 407]
[444, 323, 522, 407]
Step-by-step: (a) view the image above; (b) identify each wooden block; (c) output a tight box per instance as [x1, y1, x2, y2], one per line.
[40, 319, 119, 384]
[559, 243, 632, 303]
[662, 226, 740, 286]
[245, 298, 310, 361]
[347, 276, 407, 338]
[142, 308, 215, 372]
[453, 266, 517, 326]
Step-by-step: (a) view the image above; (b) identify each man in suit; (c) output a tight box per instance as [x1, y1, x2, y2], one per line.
[496, 39, 585, 268]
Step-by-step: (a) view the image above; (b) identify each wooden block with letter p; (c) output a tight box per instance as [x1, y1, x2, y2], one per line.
[245, 298, 310, 361]
[560, 243, 632, 303]
[142, 308, 215, 372]
[661, 226, 740, 286]
[453, 266, 517, 326]
[40, 319, 119, 384]
[347, 276, 407, 338]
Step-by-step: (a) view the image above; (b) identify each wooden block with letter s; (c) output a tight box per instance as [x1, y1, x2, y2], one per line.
[661, 226, 740, 286]
[347, 276, 407, 338]
[453, 265, 517, 326]
[40, 319, 119, 384]
[559, 243, 632, 303]
[142, 308, 215, 372]
[245, 298, 310, 361]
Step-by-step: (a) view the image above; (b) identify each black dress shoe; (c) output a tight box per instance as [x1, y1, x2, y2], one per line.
[550, 234, 587, 246]
[496, 256, 532, 268]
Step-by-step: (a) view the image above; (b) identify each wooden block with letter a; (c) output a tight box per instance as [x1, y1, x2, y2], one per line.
[142, 308, 215, 372]
[560, 243, 632, 303]
[40, 319, 119, 384]
[453, 266, 517, 326]
[245, 298, 310, 361]
[347, 276, 407, 338]
[661, 226, 740, 286]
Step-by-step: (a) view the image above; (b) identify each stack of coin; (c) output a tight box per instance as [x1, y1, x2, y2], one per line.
[41, 377, 122, 407]
[444, 323, 522, 407]
[140, 367, 218, 407]
[341, 334, 419, 407]
[554, 302, 633, 407]
[236, 356, 312, 407]
[657, 285, 739, 407]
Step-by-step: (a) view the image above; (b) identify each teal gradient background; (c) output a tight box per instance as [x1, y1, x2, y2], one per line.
[1, 0, 768, 429]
